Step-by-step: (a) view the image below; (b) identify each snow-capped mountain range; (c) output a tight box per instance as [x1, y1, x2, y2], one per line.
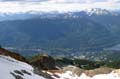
[0, 8, 118, 15]
[0, 8, 119, 21]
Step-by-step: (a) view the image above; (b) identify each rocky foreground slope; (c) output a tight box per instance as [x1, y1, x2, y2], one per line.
[0, 47, 120, 79]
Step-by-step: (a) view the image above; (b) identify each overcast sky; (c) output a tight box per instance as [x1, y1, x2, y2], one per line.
[0, 0, 120, 3]
[0, 0, 120, 13]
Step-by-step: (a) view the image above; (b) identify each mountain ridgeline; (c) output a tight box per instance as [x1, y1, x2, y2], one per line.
[0, 9, 120, 55]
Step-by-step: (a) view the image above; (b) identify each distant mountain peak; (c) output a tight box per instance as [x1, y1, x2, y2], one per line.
[84, 8, 113, 16]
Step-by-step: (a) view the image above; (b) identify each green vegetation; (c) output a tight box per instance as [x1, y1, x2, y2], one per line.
[55, 57, 120, 70]
[106, 61, 120, 69]
[27, 52, 120, 70]
[55, 57, 105, 70]
[28, 54, 47, 62]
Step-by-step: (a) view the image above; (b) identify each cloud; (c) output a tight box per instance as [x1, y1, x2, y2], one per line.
[0, 0, 49, 2]
[113, 0, 120, 3]
[0, 0, 119, 14]
[0, 0, 120, 3]
[39, 0, 119, 3]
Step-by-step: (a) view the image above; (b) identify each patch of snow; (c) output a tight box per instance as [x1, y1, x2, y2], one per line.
[92, 72, 120, 79]
[52, 71, 120, 79]
[79, 73, 91, 79]
[0, 55, 45, 79]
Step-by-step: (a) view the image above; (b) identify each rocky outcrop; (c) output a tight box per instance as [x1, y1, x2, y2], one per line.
[84, 67, 113, 77]
[0, 47, 27, 62]
[62, 66, 113, 77]
[30, 54, 58, 70]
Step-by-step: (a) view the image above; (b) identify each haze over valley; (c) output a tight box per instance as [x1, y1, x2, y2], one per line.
[0, 0, 120, 79]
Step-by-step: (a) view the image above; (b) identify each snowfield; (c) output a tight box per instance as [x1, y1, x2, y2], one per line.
[0, 55, 45, 79]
